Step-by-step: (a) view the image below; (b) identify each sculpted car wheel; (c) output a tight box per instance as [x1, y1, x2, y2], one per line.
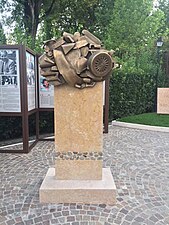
[88, 52, 113, 77]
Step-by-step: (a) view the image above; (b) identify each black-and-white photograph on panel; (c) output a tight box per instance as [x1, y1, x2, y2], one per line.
[0, 49, 21, 112]
[26, 51, 36, 111]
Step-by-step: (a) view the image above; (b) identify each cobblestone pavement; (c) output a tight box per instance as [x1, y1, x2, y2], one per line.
[1, 125, 169, 225]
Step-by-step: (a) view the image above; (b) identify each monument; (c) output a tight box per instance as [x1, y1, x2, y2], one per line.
[39, 30, 116, 204]
[157, 88, 169, 114]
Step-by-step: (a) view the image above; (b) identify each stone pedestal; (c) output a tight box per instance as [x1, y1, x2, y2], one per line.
[40, 82, 116, 204]
[157, 88, 169, 114]
[40, 168, 116, 204]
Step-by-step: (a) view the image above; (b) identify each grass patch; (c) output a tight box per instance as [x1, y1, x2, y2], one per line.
[117, 113, 169, 127]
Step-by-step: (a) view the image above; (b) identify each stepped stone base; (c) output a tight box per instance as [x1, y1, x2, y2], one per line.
[56, 160, 102, 180]
[40, 168, 116, 204]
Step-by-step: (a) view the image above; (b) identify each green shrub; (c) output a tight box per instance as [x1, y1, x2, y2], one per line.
[0, 111, 54, 142]
[109, 68, 166, 120]
[0, 116, 22, 141]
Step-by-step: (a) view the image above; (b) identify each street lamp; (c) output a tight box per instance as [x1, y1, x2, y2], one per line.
[154, 37, 163, 112]
[156, 37, 163, 47]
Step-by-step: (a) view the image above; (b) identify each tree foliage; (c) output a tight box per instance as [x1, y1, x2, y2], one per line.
[158, 0, 169, 50]
[103, 0, 168, 120]
[105, 0, 165, 72]
[0, 0, 57, 48]
[0, 23, 6, 44]
[0, 0, 102, 49]
[36, 0, 101, 46]
[159, 0, 169, 31]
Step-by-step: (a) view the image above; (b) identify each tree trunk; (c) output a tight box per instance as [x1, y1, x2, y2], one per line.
[23, 0, 42, 48]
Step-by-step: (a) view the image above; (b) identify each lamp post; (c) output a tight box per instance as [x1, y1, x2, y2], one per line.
[154, 37, 163, 112]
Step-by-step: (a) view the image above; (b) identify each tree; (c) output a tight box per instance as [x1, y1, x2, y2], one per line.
[105, 0, 165, 71]
[158, 0, 169, 49]
[0, 0, 57, 48]
[34, 0, 101, 52]
[41, 0, 115, 41]
[0, 0, 101, 50]
[41, 0, 99, 37]
[105, 0, 167, 119]
[0, 22, 6, 44]
[94, 0, 115, 39]
[159, 0, 169, 30]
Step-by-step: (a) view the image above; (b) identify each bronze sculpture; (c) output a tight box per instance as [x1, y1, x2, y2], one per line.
[39, 30, 114, 89]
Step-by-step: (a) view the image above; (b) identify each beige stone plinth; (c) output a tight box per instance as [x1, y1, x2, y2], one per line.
[54, 83, 103, 153]
[54, 83, 103, 180]
[157, 88, 169, 114]
[40, 168, 116, 204]
[56, 160, 102, 180]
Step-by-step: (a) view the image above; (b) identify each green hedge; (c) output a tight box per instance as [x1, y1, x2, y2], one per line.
[0, 116, 22, 141]
[0, 111, 54, 142]
[109, 69, 166, 120]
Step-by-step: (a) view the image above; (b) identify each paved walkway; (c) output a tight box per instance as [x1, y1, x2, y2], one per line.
[0, 125, 169, 225]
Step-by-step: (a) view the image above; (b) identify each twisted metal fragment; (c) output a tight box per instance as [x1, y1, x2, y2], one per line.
[39, 30, 115, 89]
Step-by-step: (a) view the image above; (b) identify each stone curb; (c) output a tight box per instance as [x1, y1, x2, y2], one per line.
[112, 120, 169, 132]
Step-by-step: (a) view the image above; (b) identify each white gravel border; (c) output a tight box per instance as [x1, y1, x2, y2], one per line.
[112, 120, 169, 133]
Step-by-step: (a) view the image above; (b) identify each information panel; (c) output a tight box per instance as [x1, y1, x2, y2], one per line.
[157, 88, 169, 114]
[39, 75, 54, 108]
[0, 49, 21, 112]
[26, 51, 36, 111]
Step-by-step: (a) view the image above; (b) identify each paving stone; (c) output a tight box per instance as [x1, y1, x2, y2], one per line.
[121, 221, 130, 225]
[82, 215, 90, 221]
[72, 222, 79, 225]
[154, 213, 164, 220]
[120, 209, 128, 214]
[42, 221, 50, 225]
[67, 216, 75, 222]
[149, 215, 159, 223]
[24, 219, 33, 225]
[98, 204, 106, 208]
[15, 222, 24, 225]
[80, 222, 88, 225]
[50, 218, 59, 224]
[134, 216, 145, 222]
[1, 126, 169, 224]
[58, 216, 65, 223]
[62, 211, 69, 216]
[87, 211, 93, 215]
[124, 215, 133, 222]
[6, 219, 15, 225]
[70, 210, 79, 215]
[53, 212, 62, 218]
